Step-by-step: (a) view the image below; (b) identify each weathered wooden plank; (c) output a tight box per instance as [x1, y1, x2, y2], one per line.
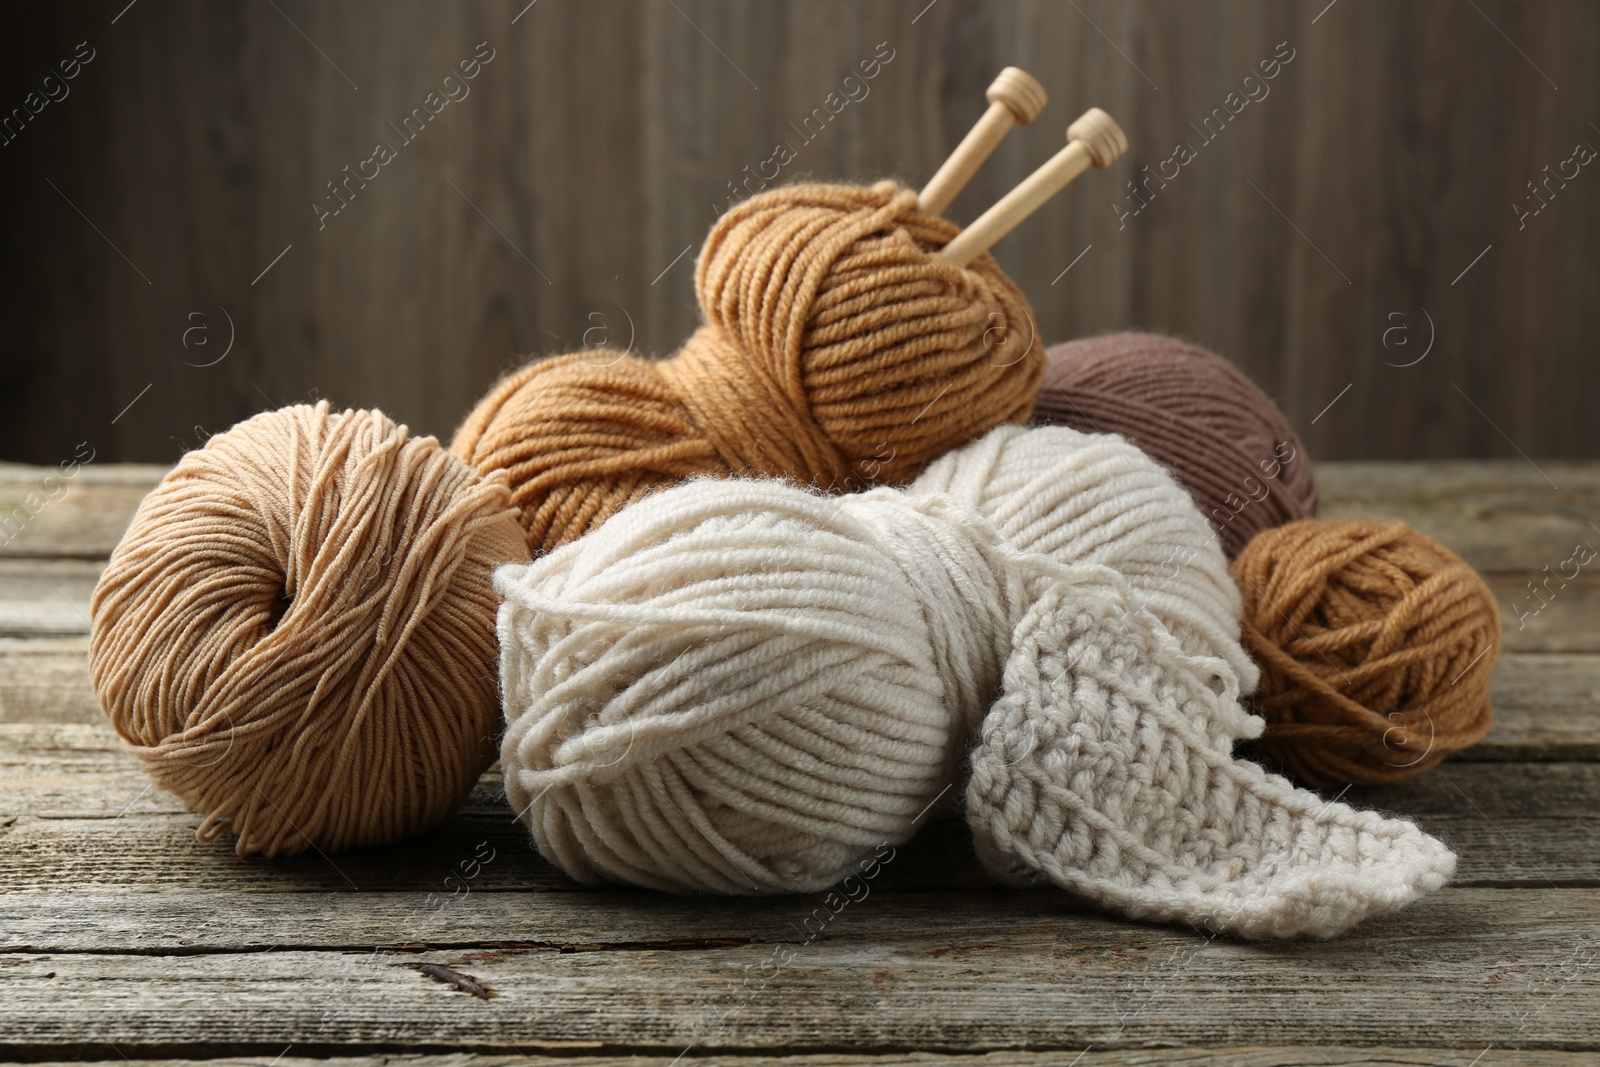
[13, 1053, 1596, 1067]
[0, 639, 100, 724]
[1315, 461, 1600, 498]
[0, 806, 990, 897]
[7, 560, 1596, 657]
[19, 716, 1600, 822]
[0, 561, 100, 638]
[4, 794, 1585, 892]
[3, 462, 1598, 573]
[0, 883, 1585, 958]
[0, 720, 982, 894]
[5, 643, 1597, 759]
[1461, 654, 1600, 762]
[1490, 573, 1600, 654]
[2, 720, 1596, 889]
[1317, 461, 1600, 574]
[1, 887, 1595, 1056]
[0, 464, 164, 560]
[0, 889, 1101, 955]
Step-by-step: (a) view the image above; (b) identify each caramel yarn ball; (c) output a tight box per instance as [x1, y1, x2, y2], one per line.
[1032, 333, 1317, 558]
[1231, 518, 1499, 786]
[452, 180, 1041, 555]
[89, 403, 528, 857]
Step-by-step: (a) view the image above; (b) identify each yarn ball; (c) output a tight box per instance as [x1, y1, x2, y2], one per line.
[452, 180, 1042, 555]
[497, 484, 995, 895]
[495, 472, 1454, 939]
[88, 403, 528, 857]
[1230, 518, 1499, 786]
[1032, 333, 1317, 558]
[913, 423, 1257, 690]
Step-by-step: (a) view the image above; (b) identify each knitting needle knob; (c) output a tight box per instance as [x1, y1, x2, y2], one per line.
[1065, 106, 1129, 171]
[937, 107, 1128, 268]
[917, 67, 1048, 216]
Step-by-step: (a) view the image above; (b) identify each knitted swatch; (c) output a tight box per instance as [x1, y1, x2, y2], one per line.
[495, 432, 1453, 938]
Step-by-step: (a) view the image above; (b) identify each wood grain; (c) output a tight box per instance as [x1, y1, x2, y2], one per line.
[5, 635, 1599, 757]
[1316, 461, 1600, 574]
[0, 639, 100, 723]
[0, 883, 1580, 958]
[3, 720, 1597, 890]
[17, 1053, 1600, 1067]
[0, 465, 166, 560]
[3, 784, 1587, 891]
[2, 887, 1596, 1057]
[3, 2, 1598, 465]
[7, 461, 1595, 572]
[5, 462, 1600, 658]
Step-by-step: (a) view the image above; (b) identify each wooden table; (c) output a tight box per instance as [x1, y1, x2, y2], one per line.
[3, 461, 1598, 1067]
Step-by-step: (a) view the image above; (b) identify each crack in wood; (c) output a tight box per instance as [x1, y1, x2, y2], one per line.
[416, 964, 496, 1000]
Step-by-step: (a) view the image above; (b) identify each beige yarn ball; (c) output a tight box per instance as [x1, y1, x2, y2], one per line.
[89, 403, 528, 857]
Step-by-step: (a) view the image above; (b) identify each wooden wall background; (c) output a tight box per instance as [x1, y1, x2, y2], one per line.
[2, 0, 1596, 464]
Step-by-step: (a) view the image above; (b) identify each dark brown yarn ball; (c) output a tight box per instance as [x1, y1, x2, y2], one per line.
[1033, 333, 1317, 558]
[1231, 518, 1500, 787]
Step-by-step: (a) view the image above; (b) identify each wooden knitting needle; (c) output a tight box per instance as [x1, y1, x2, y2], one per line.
[917, 67, 1048, 216]
[938, 107, 1128, 268]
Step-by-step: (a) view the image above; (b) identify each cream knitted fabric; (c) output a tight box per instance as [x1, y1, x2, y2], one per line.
[496, 475, 1454, 939]
[967, 577, 1451, 937]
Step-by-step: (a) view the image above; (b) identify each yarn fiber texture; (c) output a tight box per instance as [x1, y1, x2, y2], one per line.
[453, 180, 1042, 556]
[1032, 333, 1318, 558]
[1231, 518, 1499, 786]
[913, 423, 1258, 691]
[496, 431, 1455, 939]
[89, 403, 529, 857]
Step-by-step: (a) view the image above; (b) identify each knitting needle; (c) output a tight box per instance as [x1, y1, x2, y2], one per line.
[937, 107, 1128, 268]
[917, 67, 1048, 216]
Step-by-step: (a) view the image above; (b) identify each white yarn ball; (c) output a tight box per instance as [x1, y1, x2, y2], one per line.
[495, 482, 1014, 893]
[913, 423, 1259, 691]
